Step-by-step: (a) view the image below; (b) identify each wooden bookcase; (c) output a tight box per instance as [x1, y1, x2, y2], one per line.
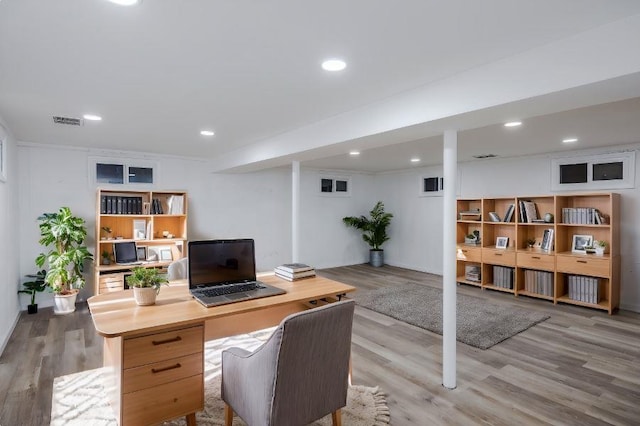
[94, 189, 188, 295]
[456, 193, 620, 314]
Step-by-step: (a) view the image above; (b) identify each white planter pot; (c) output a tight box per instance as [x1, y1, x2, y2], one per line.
[595, 247, 605, 255]
[53, 292, 78, 315]
[133, 287, 158, 306]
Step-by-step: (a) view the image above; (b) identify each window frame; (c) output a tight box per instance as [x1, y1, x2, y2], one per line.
[551, 151, 635, 191]
[318, 175, 351, 197]
[89, 156, 159, 187]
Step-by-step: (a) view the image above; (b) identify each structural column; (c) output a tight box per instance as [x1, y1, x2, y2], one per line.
[291, 161, 300, 262]
[442, 130, 457, 389]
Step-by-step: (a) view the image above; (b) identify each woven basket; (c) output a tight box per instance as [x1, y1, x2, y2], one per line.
[133, 287, 158, 306]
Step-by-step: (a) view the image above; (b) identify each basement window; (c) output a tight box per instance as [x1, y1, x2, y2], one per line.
[420, 175, 444, 197]
[90, 157, 158, 186]
[551, 152, 635, 191]
[319, 175, 351, 196]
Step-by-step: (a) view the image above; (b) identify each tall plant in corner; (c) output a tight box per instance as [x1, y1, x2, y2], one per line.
[343, 201, 393, 267]
[35, 207, 93, 314]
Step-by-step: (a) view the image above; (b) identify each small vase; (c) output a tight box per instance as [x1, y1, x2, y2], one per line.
[133, 287, 158, 306]
[595, 247, 605, 255]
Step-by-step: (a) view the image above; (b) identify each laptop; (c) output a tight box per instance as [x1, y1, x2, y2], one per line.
[188, 239, 286, 307]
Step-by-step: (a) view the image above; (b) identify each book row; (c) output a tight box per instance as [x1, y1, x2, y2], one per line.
[561, 207, 605, 225]
[492, 266, 514, 289]
[100, 196, 144, 215]
[524, 269, 553, 296]
[567, 275, 601, 304]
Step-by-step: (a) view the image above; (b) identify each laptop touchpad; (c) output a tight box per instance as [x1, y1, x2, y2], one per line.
[226, 293, 249, 300]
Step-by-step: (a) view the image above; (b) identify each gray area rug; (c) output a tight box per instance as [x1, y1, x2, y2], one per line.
[51, 330, 390, 426]
[353, 282, 549, 349]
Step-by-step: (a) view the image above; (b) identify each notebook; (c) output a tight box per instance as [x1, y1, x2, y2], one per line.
[188, 239, 286, 307]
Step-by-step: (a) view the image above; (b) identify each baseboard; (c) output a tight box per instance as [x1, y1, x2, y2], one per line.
[620, 302, 640, 313]
[384, 260, 442, 276]
[0, 310, 21, 357]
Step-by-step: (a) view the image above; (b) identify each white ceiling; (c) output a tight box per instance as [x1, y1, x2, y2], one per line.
[1, 1, 640, 173]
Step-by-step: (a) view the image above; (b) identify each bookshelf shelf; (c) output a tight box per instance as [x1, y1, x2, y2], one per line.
[456, 193, 619, 314]
[94, 189, 188, 295]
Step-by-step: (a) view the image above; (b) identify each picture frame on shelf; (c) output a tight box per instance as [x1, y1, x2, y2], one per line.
[132, 219, 146, 240]
[160, 248, 173, 261]
[571, 234, 593, 253]
[541, 228, 554, 252]
[136, 246, 147, 261]
[495, 236, 509, 249]
[147, 246, 168, 262]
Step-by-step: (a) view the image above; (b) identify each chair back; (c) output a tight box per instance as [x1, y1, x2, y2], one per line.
[167, 257, 188, 281]
[270, 300, 355, 425]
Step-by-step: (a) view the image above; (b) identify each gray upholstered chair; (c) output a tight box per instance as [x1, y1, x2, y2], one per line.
[167, 257, 188, 281]
[221, 300, 355, 426]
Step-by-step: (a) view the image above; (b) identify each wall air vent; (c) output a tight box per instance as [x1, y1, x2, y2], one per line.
[53, 116, 83, 126]
[473, 154, 498, 159]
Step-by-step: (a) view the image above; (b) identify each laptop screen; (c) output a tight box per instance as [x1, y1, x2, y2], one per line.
[114, 241, 138, 264]
[188, 239, 257, 288]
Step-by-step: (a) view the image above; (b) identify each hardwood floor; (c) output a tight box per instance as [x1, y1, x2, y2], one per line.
[1, 265, 639, 425]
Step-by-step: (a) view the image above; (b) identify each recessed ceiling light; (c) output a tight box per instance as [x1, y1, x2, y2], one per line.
[107, 0, 141, 5]
[322, 59, 346, 72]
[562, 138, 578, 143]
[504, 121, 522, 127]
[410, 158, 421, 163]
[83, 114, 102, 121]
[349, 151, 360, 156]
[200, 130, 215, 136]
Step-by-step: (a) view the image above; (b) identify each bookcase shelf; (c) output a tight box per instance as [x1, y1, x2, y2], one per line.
[456, 193, 620, 314]
[94, 189, 188, 295]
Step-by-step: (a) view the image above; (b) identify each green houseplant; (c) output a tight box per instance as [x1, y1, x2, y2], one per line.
[343, 201, 393, 267]
[18, 270, 47, 314]
[126, 266, 168, 306]
[35, 207, 93, 314]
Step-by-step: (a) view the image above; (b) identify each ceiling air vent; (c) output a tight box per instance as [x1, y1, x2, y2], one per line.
[473, 154, 498, 159]
[53, 116, 83, 126]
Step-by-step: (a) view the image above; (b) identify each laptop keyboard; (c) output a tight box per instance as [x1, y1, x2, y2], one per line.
[201, 282, 262, 298]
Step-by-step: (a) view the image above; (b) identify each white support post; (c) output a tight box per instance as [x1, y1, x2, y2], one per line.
[442, 130, 457, 389]
[292, 161, 300, 262]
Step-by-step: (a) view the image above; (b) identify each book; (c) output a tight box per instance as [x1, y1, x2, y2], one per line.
[503, 204, 514, 222]
[276, 263, 314, 273]
[275, 269, 316, 280]
[488, 212, 501, 222]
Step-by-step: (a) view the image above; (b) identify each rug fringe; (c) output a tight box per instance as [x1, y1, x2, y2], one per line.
[352, 385, 391, 425]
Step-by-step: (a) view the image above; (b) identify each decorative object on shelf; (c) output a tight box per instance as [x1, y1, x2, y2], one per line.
[459, 210, 481, 221]
[594, 240, 608, 255]
[464, 230, 480, 245]
[495, 236, 509, 249]
[136, 246, 147, 261]
[343, 201, 393, 267]
[543, 212, 554, 223]
[132, 219, 146, 240]
[541, 228, 554, 252]
[571, 234, 593, 253]
[18, 270, 47, 314]
[101, 226, 112, 240]
[126, 266, 168, 306]
[526, 238, 536, 248]
[101, 250, 112, 265]
[35, 207, 93, 315]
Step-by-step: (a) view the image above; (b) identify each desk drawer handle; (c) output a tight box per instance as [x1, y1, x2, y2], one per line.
[532, 256, 541, 260]
[152, 363, 181, 374]
[152, 336, 182, 346]
[494, 253, 502, 256]
[577, 260, 588, 264]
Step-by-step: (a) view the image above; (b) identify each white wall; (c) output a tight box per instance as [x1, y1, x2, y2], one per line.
[374, 146, 640, 313]
[0, 120, 21, 355]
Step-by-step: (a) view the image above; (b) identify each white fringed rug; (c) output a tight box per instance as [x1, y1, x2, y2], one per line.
[51, 331, 390, 426]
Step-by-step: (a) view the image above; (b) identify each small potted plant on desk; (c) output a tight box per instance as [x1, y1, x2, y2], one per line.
[18, 270, 47, 314]
[127, 267, 168, 306]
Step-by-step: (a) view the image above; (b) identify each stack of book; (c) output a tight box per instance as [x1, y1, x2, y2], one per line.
[274, 263, 316, 281]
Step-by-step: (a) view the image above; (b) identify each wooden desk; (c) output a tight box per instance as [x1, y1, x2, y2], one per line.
[88, 274, 356, 426]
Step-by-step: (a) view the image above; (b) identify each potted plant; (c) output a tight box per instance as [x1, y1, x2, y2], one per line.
[126, 267, 168, 306]
[101, 249, 112, 265]
[526, 238, 536, 249]
[343, 201, 393, 267]
[35, 207, 93, 315]
[17, 270, 47, 314]
[594, 240, 608, 255]
[464, 230, 480, 245]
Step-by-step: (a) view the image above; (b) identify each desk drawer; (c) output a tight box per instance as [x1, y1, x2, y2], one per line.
[517, 252, 555, 271]
[457, 246, 481, 262]
[123, 352, 203, 394]
[123, 374, 203, 425]
[99, 273, 124, 292]
[123, 325, 203, 369]
[556, 255, 609, 278]
[482, 249, 515, 266]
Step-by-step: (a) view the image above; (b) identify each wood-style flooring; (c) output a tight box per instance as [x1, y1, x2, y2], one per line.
[1, 265, 639, 425]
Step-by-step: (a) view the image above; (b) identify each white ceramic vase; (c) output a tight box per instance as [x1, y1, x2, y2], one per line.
[133, 287, 158, 306]
[53, 291, 78, 315]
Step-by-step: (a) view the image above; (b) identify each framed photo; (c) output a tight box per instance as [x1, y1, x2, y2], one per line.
[132, 219, 146, 240]
[572, 234, 593, 253]
[136, 246, 147, 261]
[160, 248, 173, 261]
[496, 236, 509, 249]
[541, 229, 554, 252]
